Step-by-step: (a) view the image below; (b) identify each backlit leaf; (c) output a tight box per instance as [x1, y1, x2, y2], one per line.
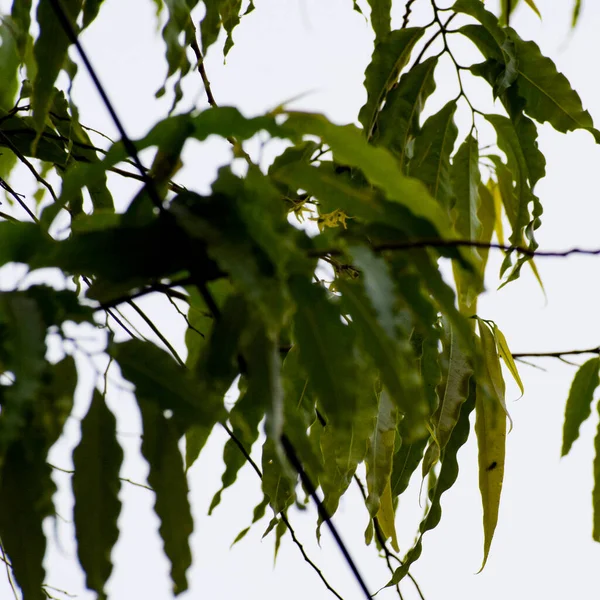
[358, 27, 425, 136]
[492, 323, 524, 398]
[139, 399, 193, 595]
[365, 390, 398, 549]
[73, 389, 123, 597]
[389, 379, 476, 584]
[411, 101, 458, 208]
[475, 343, 507, 571]
[561, 357, 600, 457]
[33, 0, 83, 132]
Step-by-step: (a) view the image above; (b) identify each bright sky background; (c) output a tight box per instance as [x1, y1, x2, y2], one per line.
[2, 0, 600, 599]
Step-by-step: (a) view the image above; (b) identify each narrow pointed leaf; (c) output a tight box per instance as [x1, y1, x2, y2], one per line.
[139, 399, 193, 595]
[592, 399, 600, 541]
[374, 56, 438, 166]
[411, 101, 459, 208]
[492, 323, 524, 397]
[561, 357, 600, 456]
[33, 0, 83, 131]
[475, 371, 507, 571]
[0, 433, 55, 600]
[358, 27, 425, 135]
[366, 0, 391, 40]
[73, 389, 123, 597]
[389, 380, 476, 584]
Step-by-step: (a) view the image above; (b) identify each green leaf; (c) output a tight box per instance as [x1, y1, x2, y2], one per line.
[139, 399, 193, 595]
[561, 357, 600, 456]
[366, 0, 391, 41]
[283, 113, 452, 236]
[337, 258, 428, 441]
[486, 114, 541, 247]
[451, 133, 483, 310]
[73, 389, 123, 597]
[10, 0, 32, 61]
[200, 0, 222, 53]
[374, 56, 438, 167]
[572, 0, 582, 27]
[389, 379, 476, 585]
[432, 323, 473, 452]
[523, 0, 542, 19]
[33, 0, 83, 132]
[82, 0, 106, 28]
[358, 27, 425, 136]
[185, 294, 250, 470]
[220, 0, 243, 56]
[0, 17, 21, 112]
[158, 0, 197, 110]
[209, 378, 264, 513]
[112, 339, 225, 428]
[289, 276, 364, 430]
[0, 293, 46, 446]
[592, 399, 600, 541]
[288, 276, 376, 515]
[0, 424, 55, 600]
[507, 28, 599, 139]
[365, 390, 398, 546]
[475, 338, 507, 571]
[492, 323, 524, 398]
[410, 101, 458, 209]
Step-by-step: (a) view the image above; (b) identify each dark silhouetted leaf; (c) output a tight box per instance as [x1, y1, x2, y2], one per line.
[561, 357, 600, 456]
[366, 0, 391, 41]
[33, 0, 83, 132]
[139, 399, 193, 595]
[390, 379, 476, 584]
[73, 389, 123, 597]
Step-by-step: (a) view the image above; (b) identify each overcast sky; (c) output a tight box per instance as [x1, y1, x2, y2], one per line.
[3, 1, 600, 599]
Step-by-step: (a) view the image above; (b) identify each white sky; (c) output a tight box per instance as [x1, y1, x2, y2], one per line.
[3, 0, 600, 599]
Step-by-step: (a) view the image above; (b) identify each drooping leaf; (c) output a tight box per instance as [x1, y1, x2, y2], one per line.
[374, 56, 438, 167]
[507, 28, 599, 139]
[0, 293, 46, 446]
[561, 357, 600, 457]
[365, 390, 399, 550]
[451, 133, 483, 310]
[0, 412, 55, 600]
[73, 389, 123, 597]
[592, 399, 600, 541]
[0, 17, 21, 113]
[337, 257, 428, 441]
[33, 0, 83, 132]
[366, 0, 391, 41]
[389, 379, 476, 585]
[432, 323, 473, 453]
[82, 0, 106, 28]
[572, 0, 582, 27]
[138, 399, 193, 595]
[112, 339, 224, 428]
[475, 332, 507, 571]
[410, 101, 458, 208]
[209, 378, 264, 513]
[492, 323, 524, 397]
[358, 27, 425, 136]
[282, 113, 452, 236]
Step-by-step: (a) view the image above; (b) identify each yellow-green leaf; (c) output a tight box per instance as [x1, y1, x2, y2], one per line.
[475, 345, 507, 571]
[492, 323, 524, 398]
[561, 357, 600, 457]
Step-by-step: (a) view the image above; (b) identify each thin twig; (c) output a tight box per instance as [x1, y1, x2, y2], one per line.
[220, 424, 345, 600]
[281, 434, 372, 600]
[0, 176, 38, 222]
[48, 463, 152, 491]
[512, 346, 600, 359]
[313, 238, 600, 259]
[0, 538, 18, 600]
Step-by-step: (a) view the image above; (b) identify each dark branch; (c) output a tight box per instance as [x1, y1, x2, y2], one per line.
[512, 346, 600, 359]
[313, 238, 600, 259]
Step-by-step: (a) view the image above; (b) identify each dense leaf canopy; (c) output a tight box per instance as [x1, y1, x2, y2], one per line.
[0, 0, 595, 599]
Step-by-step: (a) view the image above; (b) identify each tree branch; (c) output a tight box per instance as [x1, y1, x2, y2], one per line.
[313, 238, 600, 259]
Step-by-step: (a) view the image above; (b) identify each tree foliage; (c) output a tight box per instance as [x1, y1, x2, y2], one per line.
[0, 0, 595, 598]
